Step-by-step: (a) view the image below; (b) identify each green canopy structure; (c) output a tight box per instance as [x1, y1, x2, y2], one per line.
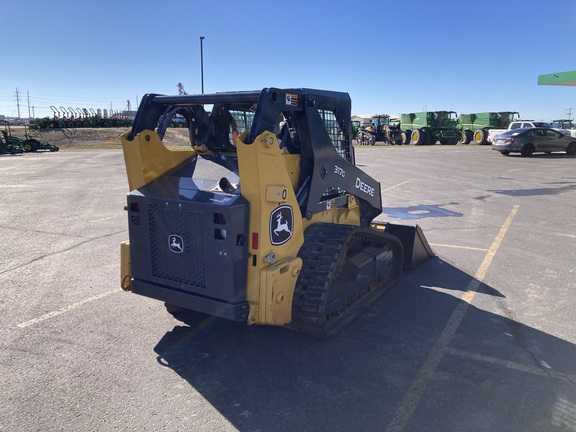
[538, 70, 576, 86]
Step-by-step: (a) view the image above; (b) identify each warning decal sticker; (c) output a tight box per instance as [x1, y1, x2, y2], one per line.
[285, 94, 299, 107]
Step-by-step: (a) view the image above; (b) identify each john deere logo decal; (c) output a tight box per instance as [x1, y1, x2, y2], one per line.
[270, 205, 293, 245]
[169, 235, 184, 254]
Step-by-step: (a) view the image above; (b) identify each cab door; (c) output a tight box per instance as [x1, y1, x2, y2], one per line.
[531, 128, 548, 151]
[544, 129, 566, 151]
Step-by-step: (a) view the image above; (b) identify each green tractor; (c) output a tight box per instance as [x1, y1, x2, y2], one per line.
[399, 111, 459, 145]
[550, 119, 574, 129]
[0, 134, 23, 154]
[1, 120, 58, 153]
[356, 114, 401, 145]
[22, 127, 59, 152]
[458, 112, 520, 144]
[29, 117, 52, 130]
[0, 120, 24, 154]
[352, 119, 361, 138]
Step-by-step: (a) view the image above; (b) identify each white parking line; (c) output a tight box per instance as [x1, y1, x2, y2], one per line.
[385, 205, 520, 432]
[16, 288, 122, 329]
[430, 243, 489, 252]
[89, 216, 115, 223]
[382, 180, 410, 192]
[446, 347, 576, 383]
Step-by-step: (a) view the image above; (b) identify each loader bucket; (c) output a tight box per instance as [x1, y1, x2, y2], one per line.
[385, 223, 434, 270]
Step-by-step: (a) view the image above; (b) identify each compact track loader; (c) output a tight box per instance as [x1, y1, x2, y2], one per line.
[120, 88, 433, 337]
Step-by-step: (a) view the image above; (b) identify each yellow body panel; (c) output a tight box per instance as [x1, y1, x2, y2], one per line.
[302, 195, 362, 229]
[120, 130, 197, 191]
[237, 131, 362, 326]
[258, 257, 302, 324]
[236, 131, 305, 325]
[120, 240, 132, 291]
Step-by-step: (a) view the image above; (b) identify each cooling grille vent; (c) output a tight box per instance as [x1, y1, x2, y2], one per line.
[148, 204, 206, 288]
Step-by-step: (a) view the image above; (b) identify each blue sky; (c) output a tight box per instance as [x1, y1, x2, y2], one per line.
[1, 0, 576, 121]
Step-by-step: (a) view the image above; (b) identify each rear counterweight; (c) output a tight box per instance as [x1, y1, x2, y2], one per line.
[127, 179, 250, 320]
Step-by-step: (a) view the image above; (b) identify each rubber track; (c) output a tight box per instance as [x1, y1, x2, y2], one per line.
[289, 223, 403, 338]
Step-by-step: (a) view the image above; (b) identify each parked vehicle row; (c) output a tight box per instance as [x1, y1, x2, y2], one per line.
[356, 111, 460, 146]
[491, 127, 576, 157]
[30, 106, 134, 130]
[357, 111, 517, 146]
[486, 120, 574, 144]
[355, 111, 576, 147]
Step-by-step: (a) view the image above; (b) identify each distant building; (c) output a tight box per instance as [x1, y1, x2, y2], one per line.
[122, 110, 137, 119]
[352, 115, 372, 127]
[1, 116, 27, 125]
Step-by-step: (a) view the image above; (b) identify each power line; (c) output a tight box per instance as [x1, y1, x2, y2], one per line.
[0, 88, 140, 119]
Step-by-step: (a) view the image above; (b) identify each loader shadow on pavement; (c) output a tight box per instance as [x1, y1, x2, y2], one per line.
[489, 185, 576, 197]
[153, 259, 576, 432]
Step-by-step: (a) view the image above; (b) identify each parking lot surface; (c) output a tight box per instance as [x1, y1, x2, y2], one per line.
[1, 146, 575, 431]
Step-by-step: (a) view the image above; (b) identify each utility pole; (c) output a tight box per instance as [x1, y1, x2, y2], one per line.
[27, 91, 31, 119]
[566, 107, 573, 121]
[15, 87, 21, 119]
[200, 36, 205, 94]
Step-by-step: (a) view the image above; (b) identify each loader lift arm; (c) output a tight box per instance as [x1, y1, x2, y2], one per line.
[127, 88, 382, 224]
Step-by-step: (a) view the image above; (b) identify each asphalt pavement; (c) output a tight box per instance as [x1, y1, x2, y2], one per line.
[1, 145, 575, 431]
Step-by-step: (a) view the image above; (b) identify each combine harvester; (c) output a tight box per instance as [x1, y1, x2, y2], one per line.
[458, 112, 520, 144]
[399, 111, 459, 145]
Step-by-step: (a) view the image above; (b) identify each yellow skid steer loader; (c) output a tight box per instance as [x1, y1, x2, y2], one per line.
[120, 88, 432, 337]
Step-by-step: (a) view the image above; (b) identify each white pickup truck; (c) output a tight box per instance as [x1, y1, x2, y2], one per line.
[487, 120, 574, 143]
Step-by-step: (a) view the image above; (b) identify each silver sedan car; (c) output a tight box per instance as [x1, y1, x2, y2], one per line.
[492, 127, 576, 157]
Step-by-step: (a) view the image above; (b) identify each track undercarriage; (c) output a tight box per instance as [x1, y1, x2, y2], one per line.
[290, 223, 404, 337]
